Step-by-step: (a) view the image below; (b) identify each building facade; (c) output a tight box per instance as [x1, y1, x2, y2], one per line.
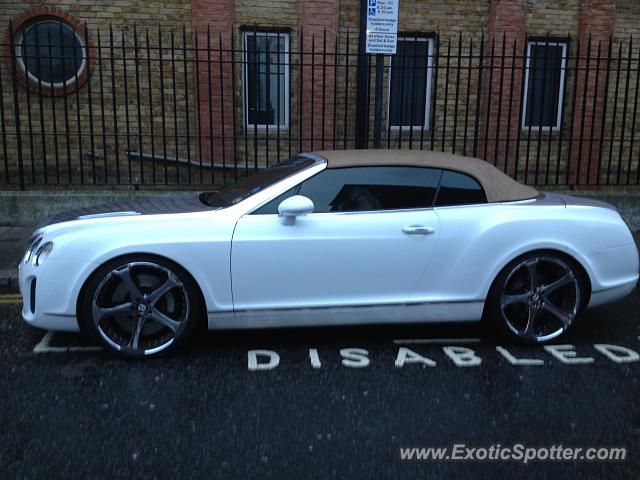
[1, 1, 639, 188]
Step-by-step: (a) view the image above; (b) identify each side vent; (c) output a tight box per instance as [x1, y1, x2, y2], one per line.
[29, 279, 36, 314]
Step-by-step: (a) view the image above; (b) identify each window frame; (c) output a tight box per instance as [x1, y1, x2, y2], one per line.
[521, 40, 568, 132]
[433, 169, 487, 208]
[241, 30, 290, 131]
[387, 35, 435, 131]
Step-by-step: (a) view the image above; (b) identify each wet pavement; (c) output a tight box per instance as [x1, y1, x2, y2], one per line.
[0, 289, 638, 479]
[0, 226, 30, 289]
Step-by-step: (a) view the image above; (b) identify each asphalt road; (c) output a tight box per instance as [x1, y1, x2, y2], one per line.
[0, 289, 639, 479]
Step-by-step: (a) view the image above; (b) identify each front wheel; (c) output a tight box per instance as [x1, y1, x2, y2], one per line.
[80, 255, 203, 358]
[487, 252, 586, 343]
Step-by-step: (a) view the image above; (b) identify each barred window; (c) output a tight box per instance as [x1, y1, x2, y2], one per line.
[242, 31, 289, 129]
[522, 41, 567, 130]
[16, 19, 86, 88]
[388, 37, 434, 129]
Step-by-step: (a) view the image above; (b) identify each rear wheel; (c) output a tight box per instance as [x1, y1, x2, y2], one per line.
[487, 252, 585, 343]
[80, 255, 203, 358]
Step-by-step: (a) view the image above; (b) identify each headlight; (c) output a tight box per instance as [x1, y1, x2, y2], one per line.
[23, 235, 43, 263]
[33, 242, 53, 267]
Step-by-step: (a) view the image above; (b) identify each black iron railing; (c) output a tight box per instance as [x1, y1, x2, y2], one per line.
[1, 23, 639, 189]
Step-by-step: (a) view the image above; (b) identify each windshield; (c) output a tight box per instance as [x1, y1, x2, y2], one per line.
[200, 155, 317, 208]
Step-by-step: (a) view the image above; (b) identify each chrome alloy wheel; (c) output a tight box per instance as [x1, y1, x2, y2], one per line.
[499, 256, 581, 342]
[91, 261, 190, 356]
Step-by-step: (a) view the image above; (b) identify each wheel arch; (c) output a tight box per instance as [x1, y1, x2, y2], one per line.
[482, 247, 592, 320]
[75, 252, 208, 333]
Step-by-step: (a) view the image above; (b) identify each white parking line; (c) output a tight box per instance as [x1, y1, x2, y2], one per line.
[393, 338, 482, 345]
[33, 332, 66, 353]
[33, 331, 102, 354]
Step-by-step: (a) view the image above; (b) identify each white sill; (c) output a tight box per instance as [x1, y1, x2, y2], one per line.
[389, 126, 430, 131]
[245, 125, 290, 131]
[521, 125, 561, 132]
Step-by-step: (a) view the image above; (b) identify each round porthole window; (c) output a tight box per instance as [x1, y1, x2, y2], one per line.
[7, 8, 92, 95]
[18, 20, 86, 86]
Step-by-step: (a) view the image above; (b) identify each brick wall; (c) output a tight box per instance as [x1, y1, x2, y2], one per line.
[338, 0, 490, 153]
[483, 0, 527, 176]
[395, 1, 489, 155]
[0, 0, 192, 28]
[481, 0, 618, 186]
[192, 0, 234, 180]
[608, 1, 640, 185]
[233, 0, 299, 169]
[569, 0, 615, 185]
[0, 1, 196, 186]
[299, 0, 340, 152]
[1, 0, 639, 187]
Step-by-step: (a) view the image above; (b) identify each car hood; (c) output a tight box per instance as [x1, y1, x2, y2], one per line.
[36, 193, 217, 229]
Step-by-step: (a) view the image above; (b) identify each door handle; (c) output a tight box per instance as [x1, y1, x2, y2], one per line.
[402, 225, 435, 235]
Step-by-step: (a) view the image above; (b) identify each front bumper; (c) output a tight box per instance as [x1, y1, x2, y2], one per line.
[19, 257, 97, 332]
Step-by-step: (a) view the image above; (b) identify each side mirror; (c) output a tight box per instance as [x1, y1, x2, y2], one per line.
[278, 195, 314, 222]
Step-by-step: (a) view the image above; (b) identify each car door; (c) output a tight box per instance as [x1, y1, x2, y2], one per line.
[409, 169, 491, 304]
[231, 166, 442, 312]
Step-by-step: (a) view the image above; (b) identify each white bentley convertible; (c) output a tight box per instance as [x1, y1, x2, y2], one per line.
[19, 150, 639, 357]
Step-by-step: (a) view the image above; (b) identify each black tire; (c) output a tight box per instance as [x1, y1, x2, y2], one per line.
[485, 250, 587, 344]
[79, 254, 204, 358]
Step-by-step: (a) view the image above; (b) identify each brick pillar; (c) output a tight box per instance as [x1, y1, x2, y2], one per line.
[483, 0, 527, 176]
[299, 0, 340, 152]
[192, 0, 235, 175]
[569, 0, 615, 186]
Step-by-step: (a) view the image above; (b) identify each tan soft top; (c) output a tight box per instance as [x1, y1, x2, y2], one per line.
[311, 149, 538, 203]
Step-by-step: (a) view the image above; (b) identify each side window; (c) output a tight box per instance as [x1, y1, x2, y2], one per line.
[434, 170, 486, 207]
[252, 186, 298, 214]
[297, 166, 441, 213]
